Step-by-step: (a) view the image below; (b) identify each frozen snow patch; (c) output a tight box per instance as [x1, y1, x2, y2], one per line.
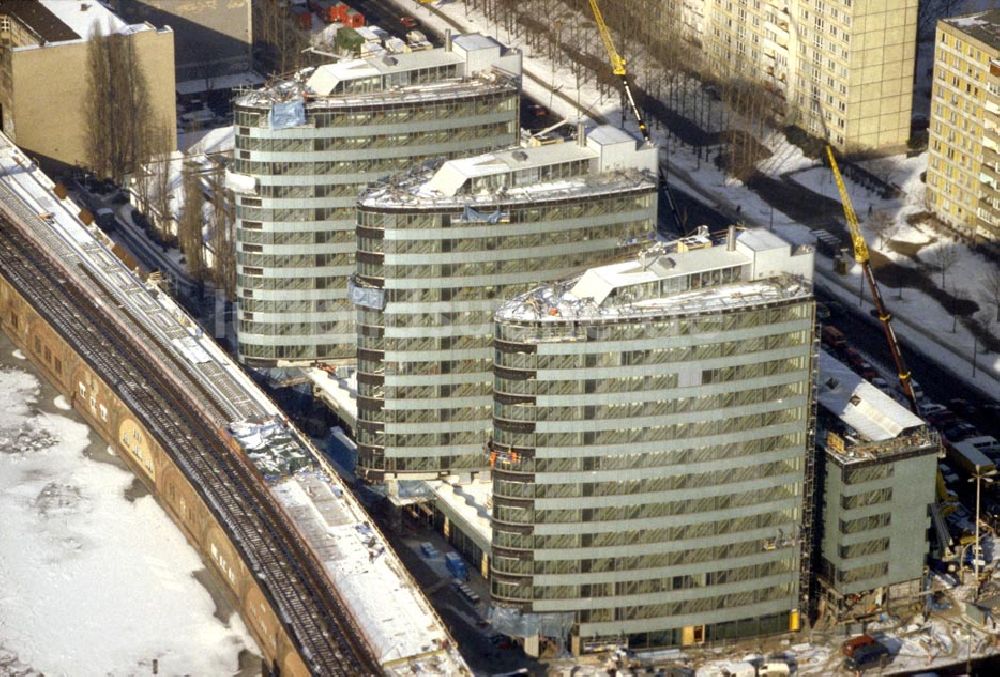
[0, 365, 259, 673]
[11, 349, 25, 360]
[52, 395, 71, 411]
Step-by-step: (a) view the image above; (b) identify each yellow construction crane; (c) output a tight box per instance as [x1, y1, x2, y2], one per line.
[588, 0, 649, 142]
[587, 0, 688, 233]
[825, 146, 918, 411]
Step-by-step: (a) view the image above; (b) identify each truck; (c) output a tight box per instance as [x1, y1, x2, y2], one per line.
[821, 325, 846, 351]
[947, 441, 995, 478]
[445, 551, 469, 580]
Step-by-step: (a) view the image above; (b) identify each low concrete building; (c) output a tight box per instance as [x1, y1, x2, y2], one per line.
[813, 350, 939, 623]
[0, 0, 175, 171]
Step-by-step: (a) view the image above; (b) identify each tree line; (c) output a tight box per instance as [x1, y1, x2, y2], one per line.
[83, 21, 234, 298]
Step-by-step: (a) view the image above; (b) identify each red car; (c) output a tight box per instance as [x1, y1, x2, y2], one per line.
[400, 16, 418, 28]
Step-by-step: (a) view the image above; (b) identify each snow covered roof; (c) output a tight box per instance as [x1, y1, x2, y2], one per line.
[817, 349, 924, 443]
[5, 0, 156, 48]
[497, 228, 814, 322]
[363, 124, 657, 205]
[39, 0, 127, 39]
[304, 48, 462, 95]
[944, 9, 1000, 48]
[451, 33, 500, 51]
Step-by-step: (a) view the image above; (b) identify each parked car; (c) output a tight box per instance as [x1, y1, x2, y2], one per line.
[841, 634, 877, 657]
[918, 402, 949, 418]
[843, 640, 890, 672]
[95, 207, 116, 232]
[400, 15, 418, 28]
[857, 362, 878, 380]
[943, 422, 979, 443]
[870, 376, 890, 392]
[815, 302, 831, 320]
[927, 409, 959, 428]
[842, 346, 862, 366]
[949, 398, 979, 418]
[821, 325, 847, 350]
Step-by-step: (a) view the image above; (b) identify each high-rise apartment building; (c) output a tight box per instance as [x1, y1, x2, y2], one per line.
[489, 229, 816, 652]
[702, 0, 917, 150]
[353, 126, 658, 484]
[229, 35, 521, 366]
[925, 10, 1000, 243]
[813, 350, 938, 623]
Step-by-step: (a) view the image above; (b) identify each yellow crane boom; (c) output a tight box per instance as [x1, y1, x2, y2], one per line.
[825, 146, 917, 410]
[588, 0, 626, 76]
[587, 0, 648, 142]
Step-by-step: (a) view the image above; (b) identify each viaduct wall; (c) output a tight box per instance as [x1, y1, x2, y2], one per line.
[0, 272, 310, 677]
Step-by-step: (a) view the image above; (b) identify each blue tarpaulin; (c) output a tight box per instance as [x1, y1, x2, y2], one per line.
[269, 100, 306, 129]
[462, 205, 505, 224]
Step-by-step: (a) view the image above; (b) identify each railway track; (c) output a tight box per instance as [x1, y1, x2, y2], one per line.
[0, 217, 380, 676]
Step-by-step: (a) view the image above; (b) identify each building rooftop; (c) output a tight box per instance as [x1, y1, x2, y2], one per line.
[0, 0, 155, 47]
[496, 227, 814, 323]
[360, 124, 657, 209]
[943, 9, 1000, 49]
[817, 350, 936, 464]
[236, 32, 520, 109]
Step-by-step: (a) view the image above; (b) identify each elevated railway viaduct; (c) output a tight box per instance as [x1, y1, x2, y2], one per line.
[0, 211, 380, 675]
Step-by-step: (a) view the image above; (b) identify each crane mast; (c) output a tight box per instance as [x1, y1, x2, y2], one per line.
[825, 146, 917, 411]
[587, 0, 685, 233]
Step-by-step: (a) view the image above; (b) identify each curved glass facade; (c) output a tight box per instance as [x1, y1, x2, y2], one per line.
[489, 245, 816, 649]
[231, 85, 519, 366]
[354, 186, 657, 483]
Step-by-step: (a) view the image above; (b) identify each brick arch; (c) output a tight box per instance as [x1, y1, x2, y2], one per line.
[156, 462, 203, 542]
[202, 522, 244, 596]
[116, 414, 157, 483]
[243, 583, 280, 659]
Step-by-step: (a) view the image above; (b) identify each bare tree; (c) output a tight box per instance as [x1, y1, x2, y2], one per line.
[207, 160, 236, 300]
[927, 242, 960, 288]
[178, 159, 205, 280]
[982, 267, 1000, 323]
[83, 21, 155, 183]
[867, 209, 896, 250]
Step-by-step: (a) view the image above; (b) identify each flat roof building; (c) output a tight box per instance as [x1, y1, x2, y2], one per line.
[0, 0, 176, 171]
[229, 35, 521, 367]
[353, 126, 658, 485]
[926, 10, 1000, 243]
[813, 350, 939, 623]
[489, 229, 816, 654]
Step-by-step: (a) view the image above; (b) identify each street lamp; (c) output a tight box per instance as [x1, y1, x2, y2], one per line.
[968, 468, 996, 584]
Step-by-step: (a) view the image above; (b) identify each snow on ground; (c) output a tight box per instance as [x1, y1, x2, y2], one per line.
[0, 362, 258, 675]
